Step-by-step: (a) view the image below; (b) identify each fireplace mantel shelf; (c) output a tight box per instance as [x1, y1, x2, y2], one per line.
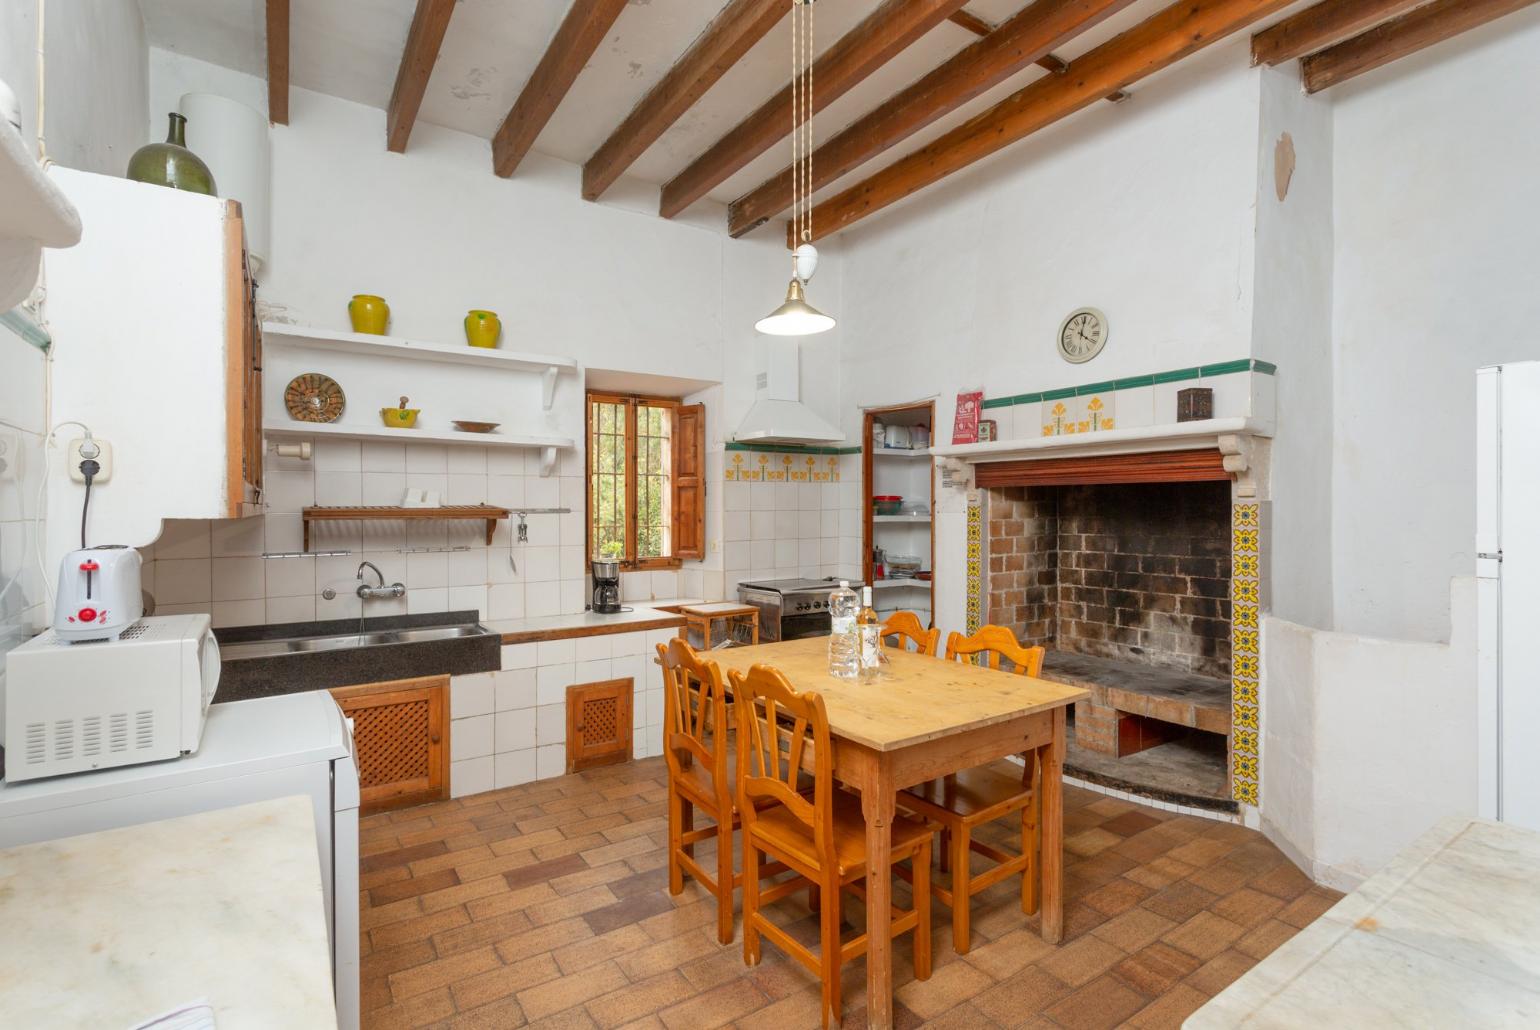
[933, 417, 1272, 464]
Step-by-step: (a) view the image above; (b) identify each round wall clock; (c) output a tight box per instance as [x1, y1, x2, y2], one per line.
[1057, 307, 1108, 364]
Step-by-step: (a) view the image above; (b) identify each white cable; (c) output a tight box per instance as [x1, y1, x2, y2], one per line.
[35, 0, 48, 166]
[32, 419, 92, 611]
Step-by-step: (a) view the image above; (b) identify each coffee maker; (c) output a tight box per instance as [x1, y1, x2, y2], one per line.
[590, 559, 623, 614]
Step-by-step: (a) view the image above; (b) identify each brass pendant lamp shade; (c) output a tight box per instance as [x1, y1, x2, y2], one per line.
[755, 278, 835, 336]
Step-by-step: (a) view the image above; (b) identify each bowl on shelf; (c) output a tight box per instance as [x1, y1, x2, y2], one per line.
[452, 420, 500, 434]
[900, 499, 929, 516]
[887, 554, 923, 578]
[873, 495, 903, 515]
[380, 395, 420, 429]
[284, 372, 345, 423]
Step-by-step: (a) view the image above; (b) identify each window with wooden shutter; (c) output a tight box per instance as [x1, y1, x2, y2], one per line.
[672, 403, 705, 560]
[586, 392, 706, 569]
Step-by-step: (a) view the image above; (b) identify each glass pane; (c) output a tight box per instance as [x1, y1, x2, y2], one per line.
[589, 399, 627, 560]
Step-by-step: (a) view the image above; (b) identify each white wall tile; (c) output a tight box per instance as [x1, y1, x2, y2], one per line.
[156, 520, 211, 560]
[451, 756, 493, 798]
[313, 439, 361, 472]
[560, 580, 586, 614]
[407, 586, 449, 614]
[500, 642, 537, 669]
[405, 445, 448, 474]
[536, 663, 575, 705]
[451, 714, 494, 760]
[447, 446, 487, 475]
[649, 571, 677, 600]
[210, 518, 264, 557]
[536, 639, 575, 665]
[362, 472, 407, 506]
[446, 474, 486, 505]
[450, 672, 494, 718]
[724, 482, 748, 511]
[448, 584, 487, 616]
[524, 546, 560, 582]
[211, 599, 264, 628]
[574, 635, 611, 662]
[263, 469, 314, 514]
[494, 709, 536, 751]
[360, 440, 406, 472]
[574, 658, 612, 685]
[774, 540, 797, 567]
[535, 744, 565, 780]
[211, 557, 263, 601]
[524, 582, 559, 617]
[406, 551, 449, 588]
[315, 471, 362, 506]
[493, 749, 537, 790]
[265, 594, 315, 624]
[157, 558, 212, 604]
[265, 557, 316, 598]
[535, 703, 565, 745]
[494, 667, 537, 709]
[773, 510, 797, 539]
[612, 652, 647, 688]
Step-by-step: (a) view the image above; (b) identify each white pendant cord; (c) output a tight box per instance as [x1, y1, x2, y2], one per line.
[788, 0, 816, 270]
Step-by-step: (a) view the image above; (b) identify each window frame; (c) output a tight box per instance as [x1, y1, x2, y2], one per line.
[586, 391, 683, 571]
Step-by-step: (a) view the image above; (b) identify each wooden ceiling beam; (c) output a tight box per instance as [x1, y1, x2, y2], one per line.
[659, 0, 974, 220]
[1251, 0, 1429, 67]
[386, 0, 457, 153]
[493, 0, 631, 179]
[1301, 0, 1538, 92]
[582, 0, 785, 202]
[794, 0, 1297, 244]
[948, 7, 1129, 101]
[266, 0, 289, 125]
[728, 0, 1137, 238]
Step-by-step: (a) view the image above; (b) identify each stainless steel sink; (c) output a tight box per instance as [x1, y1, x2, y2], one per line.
[220, 623, 493, 661]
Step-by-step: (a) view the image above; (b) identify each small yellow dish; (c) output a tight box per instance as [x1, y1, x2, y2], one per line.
[380, 395, 419, 429]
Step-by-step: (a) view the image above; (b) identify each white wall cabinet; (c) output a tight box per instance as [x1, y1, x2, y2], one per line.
[44, 168, 260, 571]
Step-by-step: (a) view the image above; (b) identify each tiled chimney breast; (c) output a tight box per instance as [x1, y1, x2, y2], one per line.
[986, 482, 1231, 679]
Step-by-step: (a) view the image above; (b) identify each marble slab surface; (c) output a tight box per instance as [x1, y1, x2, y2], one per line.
[0, 796, 337, 1029]
[1187, 816, 1540, 1028]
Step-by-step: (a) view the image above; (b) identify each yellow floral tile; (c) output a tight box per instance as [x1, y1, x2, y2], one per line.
[1234, 504, 1260, 529]
[1233, 780, 1258, 805]
[1233, 628, 1259, 653]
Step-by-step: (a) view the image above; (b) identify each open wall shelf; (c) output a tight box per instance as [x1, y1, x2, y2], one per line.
[302, 504, 511, 550]
[865, 403, 936, 624]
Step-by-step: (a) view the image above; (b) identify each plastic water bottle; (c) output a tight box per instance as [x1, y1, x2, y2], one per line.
[828, 580, 860, 679]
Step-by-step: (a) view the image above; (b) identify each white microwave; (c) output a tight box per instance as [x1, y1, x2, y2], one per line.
[2, 614, 221, 782]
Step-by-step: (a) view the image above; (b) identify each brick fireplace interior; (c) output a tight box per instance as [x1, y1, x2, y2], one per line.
[985, 475, 1235, 811]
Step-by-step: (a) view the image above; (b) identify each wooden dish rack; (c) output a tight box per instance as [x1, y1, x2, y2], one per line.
[301, 504, 512, 550]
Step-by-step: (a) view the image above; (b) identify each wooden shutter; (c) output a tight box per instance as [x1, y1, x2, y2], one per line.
[567, 678, 634, 772]
[672, 402, 706, 559]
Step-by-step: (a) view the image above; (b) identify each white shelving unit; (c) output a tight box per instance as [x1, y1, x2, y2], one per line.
[866, 409, 936, 622]
[261, 322, 582, 475]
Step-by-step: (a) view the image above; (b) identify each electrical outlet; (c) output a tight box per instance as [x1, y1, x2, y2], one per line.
[67, 437, 113, 483]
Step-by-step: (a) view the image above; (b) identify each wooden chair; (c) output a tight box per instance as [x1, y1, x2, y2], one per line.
[657, 638, 753, 944]
[880, 610, 940, 656]
[896, 625, 1046, 954]
[732, 663, 934, 1029]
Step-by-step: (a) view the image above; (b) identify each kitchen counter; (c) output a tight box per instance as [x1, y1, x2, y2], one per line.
[1187, 816, 1540, 1027]
[485, 599, 697, 644]
[0, 795, 337, 1029]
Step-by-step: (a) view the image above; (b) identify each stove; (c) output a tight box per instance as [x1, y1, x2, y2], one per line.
[736, 577, 856, 643]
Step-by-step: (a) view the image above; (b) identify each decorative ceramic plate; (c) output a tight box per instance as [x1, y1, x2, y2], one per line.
[451, 420, 500, 434]
[285, 373, 346, 423]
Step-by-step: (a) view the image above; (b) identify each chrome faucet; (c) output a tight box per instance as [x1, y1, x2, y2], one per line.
[356, 561, 405, 600]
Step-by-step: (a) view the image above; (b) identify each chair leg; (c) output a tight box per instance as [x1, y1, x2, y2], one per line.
[742, 839, 762, 966]
[1023, 790, 1041, 916]
[807, 883, 820, 913]
[951, 823, 972, 955]
[913, 842, 932, 981]
[667, 789, 685, 895]
[819, 875, 842, 1030]
[938, 827, 951, 874]
[715, 819, 735, 944]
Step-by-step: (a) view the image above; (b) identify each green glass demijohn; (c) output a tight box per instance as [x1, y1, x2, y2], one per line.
[126, 112, 217, 195]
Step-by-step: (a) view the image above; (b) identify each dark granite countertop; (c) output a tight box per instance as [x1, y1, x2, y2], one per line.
[215, 610, 500, 702]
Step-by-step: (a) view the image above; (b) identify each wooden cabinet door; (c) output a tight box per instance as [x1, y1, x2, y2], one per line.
[331, 675, 450, 815]
[223, 199, 263, 517]
[567, 678, 634, 773]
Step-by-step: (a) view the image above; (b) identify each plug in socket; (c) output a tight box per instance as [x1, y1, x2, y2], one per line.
[68, 437, 112, 483]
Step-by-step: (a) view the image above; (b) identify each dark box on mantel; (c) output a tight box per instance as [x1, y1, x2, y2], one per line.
[1177, 387, 1213, 422]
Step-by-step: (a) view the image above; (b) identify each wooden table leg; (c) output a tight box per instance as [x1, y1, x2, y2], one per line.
[1040, 706, 1066, 943]
[861, 766, 896, 1029]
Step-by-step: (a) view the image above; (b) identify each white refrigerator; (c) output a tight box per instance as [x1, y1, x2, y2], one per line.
[0, 692, 361, 1030]
[1477, 363, 1540, 831]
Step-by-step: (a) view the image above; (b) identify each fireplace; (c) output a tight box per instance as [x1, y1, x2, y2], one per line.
[978, 450, 1245, 812]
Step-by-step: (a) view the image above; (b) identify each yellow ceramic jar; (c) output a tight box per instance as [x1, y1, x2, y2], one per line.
[349, 294, 390, 335]
[464, 309, 501, 349]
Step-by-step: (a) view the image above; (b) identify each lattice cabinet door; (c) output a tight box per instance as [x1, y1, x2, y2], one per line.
[566, 678, 634, 773]
[330, 675, 450, 815]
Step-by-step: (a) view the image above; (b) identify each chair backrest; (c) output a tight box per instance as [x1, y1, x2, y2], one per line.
[944, 624, 1045, 677]
[730, 663, 834, 869]
[881, 610, 940, 656]
[656, 638, 730, 806]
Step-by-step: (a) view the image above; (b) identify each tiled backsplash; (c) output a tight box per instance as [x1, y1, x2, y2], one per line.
[719, 452, 864, 596]
[140, 438, 590, 627]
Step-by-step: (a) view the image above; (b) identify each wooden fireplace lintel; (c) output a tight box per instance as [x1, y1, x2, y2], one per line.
[973, 448, 1232, 489]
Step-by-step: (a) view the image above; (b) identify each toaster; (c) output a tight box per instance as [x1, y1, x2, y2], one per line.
[53, 545, 143, 642]
[2, 614, 221, 782]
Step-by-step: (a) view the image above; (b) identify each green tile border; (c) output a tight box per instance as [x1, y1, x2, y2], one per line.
[724, 441, 861, 455]
[984, 358, 1275, 409]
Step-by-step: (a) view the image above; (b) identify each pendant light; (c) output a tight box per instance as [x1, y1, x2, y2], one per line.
[756, 0, 836, 337]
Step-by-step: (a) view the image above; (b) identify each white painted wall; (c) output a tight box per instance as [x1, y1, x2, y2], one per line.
[837, 41, 1263, 633]
[0, 0, 147, 174]
[1331, 10, 1540, 643]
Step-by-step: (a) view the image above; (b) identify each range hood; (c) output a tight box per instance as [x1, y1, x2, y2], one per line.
[733, 339, 844, 446]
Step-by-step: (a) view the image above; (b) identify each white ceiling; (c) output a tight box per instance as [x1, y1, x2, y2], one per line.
[137, 0, 1304, 231]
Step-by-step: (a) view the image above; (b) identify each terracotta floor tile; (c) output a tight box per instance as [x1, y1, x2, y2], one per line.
[585, 970, 695, 1029]
[1161, 910, 1246, 961]
[357, 758, 1327, 1030]
[1043, 971, 1148, 1030]
[516, 959, 628, 1022]
[972, 964, 1075, 1027]
[1185, 947, 1257, 996]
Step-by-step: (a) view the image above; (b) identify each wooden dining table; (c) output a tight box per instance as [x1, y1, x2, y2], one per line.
[718, 637, 1089, 1030]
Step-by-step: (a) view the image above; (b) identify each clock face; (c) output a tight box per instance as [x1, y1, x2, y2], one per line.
[1058, 308, 1107, 364]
